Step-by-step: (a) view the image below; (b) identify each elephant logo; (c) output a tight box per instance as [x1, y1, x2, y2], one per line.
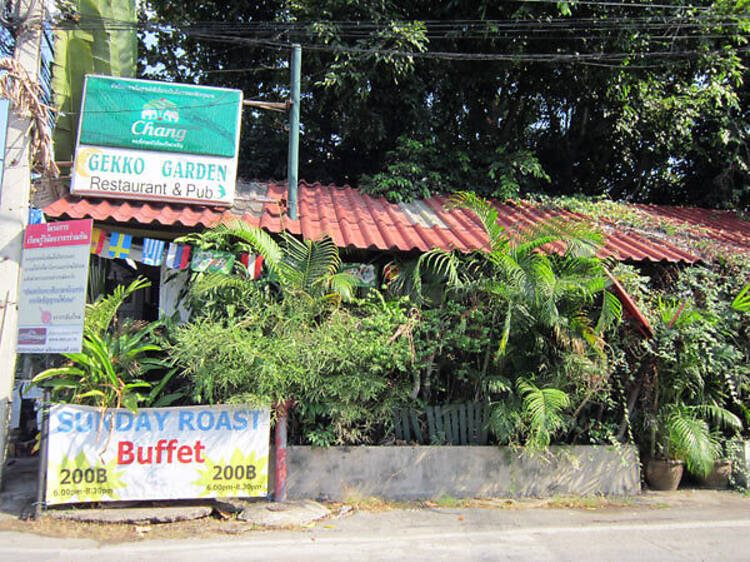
[140, 98, 180, 123]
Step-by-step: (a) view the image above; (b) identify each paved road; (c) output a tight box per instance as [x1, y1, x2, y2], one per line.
[1, 492, 749, 561]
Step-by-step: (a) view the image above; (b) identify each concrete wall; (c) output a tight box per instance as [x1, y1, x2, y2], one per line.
[281, 445, 641, 500]
[729, 440, 750, 488]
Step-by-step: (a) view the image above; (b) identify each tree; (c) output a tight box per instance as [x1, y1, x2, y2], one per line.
[138, 0, 749, 207]
[402, 191, 622, 445]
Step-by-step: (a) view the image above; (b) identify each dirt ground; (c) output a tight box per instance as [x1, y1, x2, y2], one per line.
[0, 494, 668, 544]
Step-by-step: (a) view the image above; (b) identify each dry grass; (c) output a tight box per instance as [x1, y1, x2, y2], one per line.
[0, 515, 256, 544]
[0, 493, 665, 544]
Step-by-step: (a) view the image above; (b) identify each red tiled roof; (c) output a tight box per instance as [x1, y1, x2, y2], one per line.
[44, 180, 750, 263]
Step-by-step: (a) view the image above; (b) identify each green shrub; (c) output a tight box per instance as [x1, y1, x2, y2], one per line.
[169, 296, 414, 445]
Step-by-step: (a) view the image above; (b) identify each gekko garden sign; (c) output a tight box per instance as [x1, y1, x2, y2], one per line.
[46, 404, 270, 505]
[70, 75, 243, 206]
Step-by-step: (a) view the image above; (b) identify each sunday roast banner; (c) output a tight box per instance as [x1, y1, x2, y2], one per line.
[45, 404, 270, 505]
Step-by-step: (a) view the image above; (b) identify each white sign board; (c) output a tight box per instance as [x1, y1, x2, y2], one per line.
[71, 145, 237, 205]
[17, 219, 92, 353]
[46, 404, 270, 505]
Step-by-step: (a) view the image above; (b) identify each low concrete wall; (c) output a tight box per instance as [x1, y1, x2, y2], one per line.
[282, 445, 641, 500]
[729, 440, 750, 488]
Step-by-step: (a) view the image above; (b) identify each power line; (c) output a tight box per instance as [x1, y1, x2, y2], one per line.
[44, 8, 750, 70]
[52, 14, 749, 55]
[515, 0, 713, 9]
[185, 32, 748, 64]
[54, 16, 747, 33]
[50, 9, 748, 32]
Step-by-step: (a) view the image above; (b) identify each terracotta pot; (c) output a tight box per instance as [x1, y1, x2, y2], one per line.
[697, 459, 733, 489]
[645, 457, 685, 490]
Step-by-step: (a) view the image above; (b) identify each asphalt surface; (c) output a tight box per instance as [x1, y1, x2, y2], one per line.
[0, 491, 748, 561]
[2, 457, 750, 561]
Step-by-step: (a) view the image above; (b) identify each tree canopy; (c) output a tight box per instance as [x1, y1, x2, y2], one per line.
[134, 0, 750, 209]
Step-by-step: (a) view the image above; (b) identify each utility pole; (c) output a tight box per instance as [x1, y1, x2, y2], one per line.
[286, 44, 301, 220]
[274, 44, 301, 502]
[0, 0, 43, 485]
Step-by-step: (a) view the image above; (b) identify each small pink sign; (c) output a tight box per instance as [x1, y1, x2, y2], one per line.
[24, 219, 93, 249]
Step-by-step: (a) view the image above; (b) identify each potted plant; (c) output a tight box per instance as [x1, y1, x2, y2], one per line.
[642, 297, 743, 490]
[694, 439, 735, 489]
[645, 405, 725, 490]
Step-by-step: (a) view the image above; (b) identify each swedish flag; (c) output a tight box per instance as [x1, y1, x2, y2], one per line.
[107, 232, 132, 258]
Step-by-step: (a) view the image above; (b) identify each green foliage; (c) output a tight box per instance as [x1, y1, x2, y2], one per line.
[169, 296, 414, 445]
[396, 192, 622, 448]
[171, 223, 409, 445]
[360, 136, 447, 202]
[360, 139, 549, 203]
[179, 221, 355, 309]
[733, 283, 750, 313]
[629, 263, 749, 475]
[143, 0, 750, 208]
[32, 277, 162, 412]
[84, 277, 150, 336]
[662, 405, 721, 478]
[517, 379, 571, 450]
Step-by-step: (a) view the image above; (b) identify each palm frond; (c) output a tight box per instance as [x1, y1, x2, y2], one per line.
[494, 302, 514, 363]
[513, 232, 560, 257]
[732, 283, 750, 314]
[665, 407, 720, 478]
[487, 398, 524, 445]
[280, 233, 341, 296]
[528, 255, 556, 304]
[515, 215, 602, 258]
[517, 378, 570, 449]
[412, 248, 462, 304]
[690, 404, 743, 433]
[87, 256, 109, 304]
[85, 277, 150, 337]
[190, 271, 247, 296]
[218, 220, 284, 274]
[448, 191, 508, 253]
[323, 272, 357, 302]
[595, 290, 623, 335]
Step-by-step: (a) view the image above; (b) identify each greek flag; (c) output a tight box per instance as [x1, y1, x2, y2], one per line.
[142, 238, 165, 266]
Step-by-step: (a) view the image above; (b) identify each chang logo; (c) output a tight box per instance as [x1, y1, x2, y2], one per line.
[131, 98, 187, 144]
[140, 98, 180, 123]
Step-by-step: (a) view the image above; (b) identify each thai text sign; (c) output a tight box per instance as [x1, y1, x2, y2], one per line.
[79, 75, 242, 157]
[46, 404, 270, 505]
[17, 219, 92, 353]
[71, 75, 242, 206]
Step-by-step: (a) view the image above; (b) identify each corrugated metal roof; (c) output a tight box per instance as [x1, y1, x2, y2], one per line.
[43, 180, 750, 263]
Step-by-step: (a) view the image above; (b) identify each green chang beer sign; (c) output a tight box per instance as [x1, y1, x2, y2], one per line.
[78, 75, 242, 158]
